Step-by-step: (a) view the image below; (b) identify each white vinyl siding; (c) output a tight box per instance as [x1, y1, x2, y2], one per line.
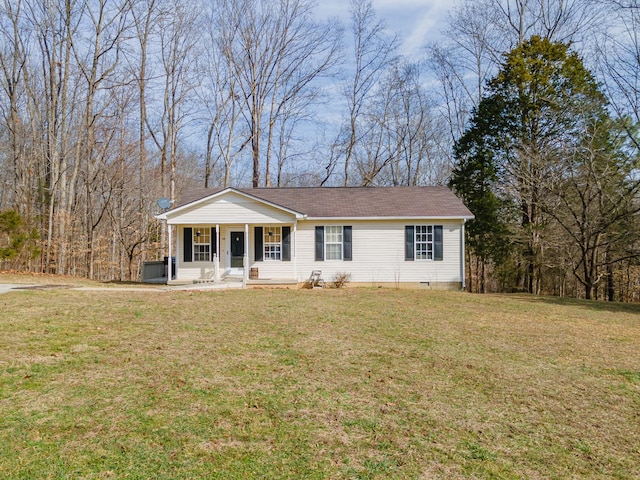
[296, 220, 463, 284]
[172, 218, 463, 286]
[167, 191, 294, 225]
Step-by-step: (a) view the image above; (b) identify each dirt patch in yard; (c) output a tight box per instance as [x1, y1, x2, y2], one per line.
[12, 284, 72, 290]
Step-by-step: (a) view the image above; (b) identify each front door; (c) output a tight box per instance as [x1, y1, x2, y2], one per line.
[230, 231, 245, 270]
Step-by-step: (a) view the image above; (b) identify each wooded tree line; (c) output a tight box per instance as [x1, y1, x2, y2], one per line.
[0, 0, 638, 301]
[441, 0, 640, 301]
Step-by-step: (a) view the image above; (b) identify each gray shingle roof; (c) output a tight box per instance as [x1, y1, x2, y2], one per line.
[175, 186, 473, 219]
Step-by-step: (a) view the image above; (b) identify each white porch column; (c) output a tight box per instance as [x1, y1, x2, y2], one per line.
[175, 226, 180, 281]
[243, 223, 249, 286]
[215, 223, 220, 281]
[167, 224, 173, 282]
[293, 220, 297, 282]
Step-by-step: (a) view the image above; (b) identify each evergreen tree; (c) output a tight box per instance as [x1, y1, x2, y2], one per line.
[452, 36, 619, 295]
[450, 100, 512, 293]
[0, 210, 39, 266]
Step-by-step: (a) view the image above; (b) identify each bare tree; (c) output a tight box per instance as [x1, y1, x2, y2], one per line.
[147, 0, 198, 203]
[492, 0, 605, 46]
[598, 1, 640, 147]
[429, 0, 606, 150]
[25, 0, 85, 275]
[336, 0, 398, 186]
[129, 0, 160, 209]
[0, 0, 29, 213]
[348, 61, 445, 187]
[199, 2, 249, 188]
[544, 116, 640, 300]
[100, 84, 149, 280]
[213, 0, 341, 188]
[427, 0, 503, 172]
[62, 0, 132, 278]
[0, 0, 191, 279]
[384, 63, 447, 186]
[113, 0, 166, 273]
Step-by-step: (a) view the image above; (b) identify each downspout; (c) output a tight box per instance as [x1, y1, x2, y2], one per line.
[461, 219, 466, 290]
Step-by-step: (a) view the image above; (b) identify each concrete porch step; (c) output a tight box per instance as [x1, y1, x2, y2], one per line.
[223, 276, 244, 282]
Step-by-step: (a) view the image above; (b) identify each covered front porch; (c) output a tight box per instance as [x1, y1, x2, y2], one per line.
[154, 188, 306, 287]
[162, 222, 299, 287]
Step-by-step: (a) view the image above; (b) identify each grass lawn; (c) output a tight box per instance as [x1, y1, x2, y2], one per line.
[0, 281, 639, 479]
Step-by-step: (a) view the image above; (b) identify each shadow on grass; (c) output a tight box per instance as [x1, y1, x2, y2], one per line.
[101, 280, 145, 285]
[491, 292, 640, 315]
[12, 284, 72, 290]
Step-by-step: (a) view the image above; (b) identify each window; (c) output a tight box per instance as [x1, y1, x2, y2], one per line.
[405, 225, 443, 261]
[415, 225, 434, 260]
[325, 226, 343, 260]
[183, 227, 217, 263]
[315, 226, 352, 261]
[193, 227, 211, 261]
[264, 227, 281, 261]
[254, 226, 291, 262]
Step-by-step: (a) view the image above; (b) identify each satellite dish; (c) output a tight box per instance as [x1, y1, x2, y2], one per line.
[157, 197, 172, 210]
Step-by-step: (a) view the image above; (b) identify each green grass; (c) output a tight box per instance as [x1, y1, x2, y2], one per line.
[0, 282, 639, 479]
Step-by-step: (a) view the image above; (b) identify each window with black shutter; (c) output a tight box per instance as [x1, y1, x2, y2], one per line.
[405, 226, 414, 261]
[315, 226, 324, 261]
[316, 226, 351, 261]
[254, 227, 263, 261]
[343, 226, 352, 261]
[406, 225, 443, 261]
[282, 226, 291, 261]
[183, 227, 193, 262]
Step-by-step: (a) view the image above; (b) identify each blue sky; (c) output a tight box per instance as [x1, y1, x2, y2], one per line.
[317, 0, 451, 59]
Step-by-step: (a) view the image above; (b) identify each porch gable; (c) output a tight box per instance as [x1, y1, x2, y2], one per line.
[162, 189, 301, 225]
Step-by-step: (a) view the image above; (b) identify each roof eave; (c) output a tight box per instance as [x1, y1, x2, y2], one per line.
[304, 215, 475, 221]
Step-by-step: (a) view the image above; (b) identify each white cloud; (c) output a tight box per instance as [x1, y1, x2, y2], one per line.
[316, 0, 450, 60]
[374, 0, 450, 58]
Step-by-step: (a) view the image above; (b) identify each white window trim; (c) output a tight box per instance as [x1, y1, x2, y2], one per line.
[193, 226, 211, 262]
[415, 225, 434, 261]
[325, 225, 343, 261]
[263, 226, 282, 261]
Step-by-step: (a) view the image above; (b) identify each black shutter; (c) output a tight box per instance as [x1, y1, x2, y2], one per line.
[343, 226, 352, 261]
[434, 225, 443, 261]
[282, 226, 291, 261]
[211, 227, 217, 258]
[183, 227, 192, 263]
[405, 226, 414, 261]
[254, 227, 263, 261]
[315, 226, 324, 261]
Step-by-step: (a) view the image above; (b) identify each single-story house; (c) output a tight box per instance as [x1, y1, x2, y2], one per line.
[155, 186, 474, 288]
